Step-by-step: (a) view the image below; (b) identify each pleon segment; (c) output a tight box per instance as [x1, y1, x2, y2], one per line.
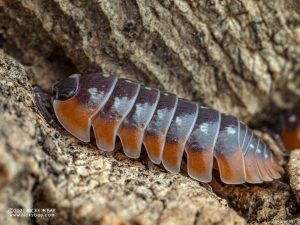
[53, 73, 117, 142]
[185, 107, 220, 182]
[143, 92, 178, 164]
[255, 140, 273, 182]
[238, 122, 247, 150]
[243, 133, 262, 183]
[270, 154, 285, 175]
[118, 86, 160, 158]
[162, 99, 198, 174]
[241, 126, 252, 154]
[214, 114, 246, 184]
[262, 144, 282, 179]
[92, 79, 140, 151]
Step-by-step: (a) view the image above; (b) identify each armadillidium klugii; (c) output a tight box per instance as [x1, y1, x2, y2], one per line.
[37, 73, 284, 184]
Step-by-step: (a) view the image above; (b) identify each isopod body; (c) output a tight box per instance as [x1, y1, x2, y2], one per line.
[50, 73, 283, 184]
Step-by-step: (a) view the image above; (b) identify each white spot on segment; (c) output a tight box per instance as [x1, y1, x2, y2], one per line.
[145, 87, 152, 90]
[88, 88, 98, 96]
[125, 80, 133, 83]
[113, 97, 122, 108]
[88, 88, 104, 106]
[146, 108, 168, 132]
[175, 117, 183, 126]
[288, 114, 297, 123]
[168, 114, 195, 136]
[264, 152, 268, 158]
[199, 123, 209, 135]
[163, 93, 169, 96]
[249, 144, 254, 149]
[112, 97, 129, 115]
[256, 148, 262, 154]
[133, 103, 150, 123]
[135, 103, 144, 118]
[157, 109, 167, 121]
[147, 108, 174, 133]
[226, 127, 236, 134]
[103, 73, 110, 77]
[69, 73, 79, 78]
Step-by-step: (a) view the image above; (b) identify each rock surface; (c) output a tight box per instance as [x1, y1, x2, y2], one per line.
[1, 0, 300, 121]
[1, 0, 300, 224]
[289, 149, 300, 205]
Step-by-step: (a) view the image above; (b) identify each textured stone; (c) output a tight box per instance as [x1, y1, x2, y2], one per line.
[288, 149, 300, 205]
[1, 0, 300, 224]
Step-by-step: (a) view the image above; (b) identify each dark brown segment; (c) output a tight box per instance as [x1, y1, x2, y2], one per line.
[282, 107, 300, 132]
[92, 79, 140, 151]
[53, 73, 117, 142]
[214, 114, 245, 184]
[255, 140, 273, 182]
[281, 130, 300, 151]
[143, 92, 178, 164]
[162, 99, 198, 173]
[281, 107, 300, 151]
[185, 107, 220, 182]
[244, 134, 262, 183]
[118, 86, 160, 158]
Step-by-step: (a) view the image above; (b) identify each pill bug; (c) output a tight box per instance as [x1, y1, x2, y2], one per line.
[38, 73, 284, 184]
[281, 106, 300, 151]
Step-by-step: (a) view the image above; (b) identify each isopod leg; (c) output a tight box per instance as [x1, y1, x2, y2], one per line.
[209, 177, 227, 199]
[34, 86, 67, 134]
[147, 157, 155, 171]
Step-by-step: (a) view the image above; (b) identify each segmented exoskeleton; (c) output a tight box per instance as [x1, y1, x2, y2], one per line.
[44, 73, 284, 184]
